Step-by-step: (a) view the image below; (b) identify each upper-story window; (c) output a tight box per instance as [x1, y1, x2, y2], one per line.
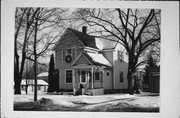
[118, 50, 124, 63]
[120, 71, 123, 83]
[62, 48, 75, 62]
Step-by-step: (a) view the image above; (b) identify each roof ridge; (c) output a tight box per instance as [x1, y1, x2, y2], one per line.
[67, 27, 95, 37]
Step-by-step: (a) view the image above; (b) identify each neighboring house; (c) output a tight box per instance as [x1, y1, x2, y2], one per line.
[20, 79, 48, 93]
[37, 72, 48, 82]
[53, 26, 128, 95]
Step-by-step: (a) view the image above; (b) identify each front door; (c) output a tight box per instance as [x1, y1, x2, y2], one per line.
[77, 69, 91, 88]
[80, 70, 86, 84]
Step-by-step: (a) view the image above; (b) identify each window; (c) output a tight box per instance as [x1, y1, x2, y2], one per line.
[118, 50, 124, 62]
[62, 48, 75, 61]
[80, 71, 86, 83]
[95, 72, 100, 80]
[107, 72, 110, 76]
[66, 70, 72, 83]
[95, 71, 103, 81]
[62, 50, 66, 61]
[120, 71, 123, 83]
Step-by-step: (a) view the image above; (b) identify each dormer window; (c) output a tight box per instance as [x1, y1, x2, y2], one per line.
[118, 50, 124, 63]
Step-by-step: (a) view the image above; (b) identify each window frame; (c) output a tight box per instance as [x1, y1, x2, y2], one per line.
[65, 69, 73, 84]
[118, 50, 124, 63]
[95, 72, 100, 80]
[106, 71, 110, 76]
[62, 48, 76, 62]
[120, 71, 123, 83]
[80, 70, 87, 84]
[94, 71, 103, 81]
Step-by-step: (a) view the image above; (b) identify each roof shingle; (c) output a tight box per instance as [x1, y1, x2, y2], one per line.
[68, 28, 98, 49]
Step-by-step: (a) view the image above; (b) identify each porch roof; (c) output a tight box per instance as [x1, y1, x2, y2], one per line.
[73, 52, 112, 67]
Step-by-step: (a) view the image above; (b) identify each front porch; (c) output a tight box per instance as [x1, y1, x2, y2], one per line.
[72, 52, 113, 95]
[73, 65, 104, 95]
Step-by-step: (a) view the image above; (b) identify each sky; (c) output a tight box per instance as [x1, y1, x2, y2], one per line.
[16, 8, 160, 71]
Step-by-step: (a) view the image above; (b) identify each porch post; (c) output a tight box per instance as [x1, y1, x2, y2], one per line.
[91, 67, 94, 89]
[73, 69, 75, 95]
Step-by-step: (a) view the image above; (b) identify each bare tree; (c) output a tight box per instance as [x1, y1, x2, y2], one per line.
[14, 8, 40, 94]
[73, 8, 160, 94]
[14, 7, 68, 94]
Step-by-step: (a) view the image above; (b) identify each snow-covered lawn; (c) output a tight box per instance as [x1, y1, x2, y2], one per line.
[14, 92, 159, 112]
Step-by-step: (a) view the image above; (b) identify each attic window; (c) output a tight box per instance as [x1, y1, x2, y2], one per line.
[67, 49, 71, 54]
[62, 48, 75, 62]
[118, 50, 124, 63]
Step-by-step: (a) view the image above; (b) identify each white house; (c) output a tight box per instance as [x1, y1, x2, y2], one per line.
[53, 26, 128, 95]
[20, 79, 48, 93]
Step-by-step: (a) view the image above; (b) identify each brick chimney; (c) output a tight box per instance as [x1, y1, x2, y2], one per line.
[82, 26, 87, 34]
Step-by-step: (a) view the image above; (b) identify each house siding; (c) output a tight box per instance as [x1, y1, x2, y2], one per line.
[74, 55, 91, 66]
[54, 28, 129, 94]
[55, 31, 85, 90]
[113, 49, 128, 90]
[102, 48, 128, 90]
[103, 69, 113, 90]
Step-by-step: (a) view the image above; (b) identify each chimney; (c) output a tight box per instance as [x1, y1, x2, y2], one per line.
[82, 26, 87, 34]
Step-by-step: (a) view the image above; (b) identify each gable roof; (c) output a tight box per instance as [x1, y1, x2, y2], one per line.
[73, 52, 112, 67]
[53, 28, 99, 50]
[68, 28, 98, 49]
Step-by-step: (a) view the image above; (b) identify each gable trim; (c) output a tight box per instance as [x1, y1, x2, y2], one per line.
[72, 52, 93, 66]
[84, 46, 100, 52]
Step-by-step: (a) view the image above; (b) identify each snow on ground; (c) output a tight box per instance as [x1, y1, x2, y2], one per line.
[14, 92, 159, 111]
[14, 93, 134, 104]
[130, 96, 159, 108]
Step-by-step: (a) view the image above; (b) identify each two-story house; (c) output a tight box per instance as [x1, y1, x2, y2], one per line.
[53, 26, 128, 95]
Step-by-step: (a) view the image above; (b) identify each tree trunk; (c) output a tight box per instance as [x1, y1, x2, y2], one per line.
[25, 79, 28, 94]
[127, 55, 137, 95]
[34, 13, 39, 101]
[127, 70, 134, 95]
[14, 49, 21, 94]
[14, 81, 21, 94]
[14, 9, 27, 95]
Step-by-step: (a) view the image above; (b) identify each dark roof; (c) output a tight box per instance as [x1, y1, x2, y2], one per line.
[68, 28, 98, 49]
